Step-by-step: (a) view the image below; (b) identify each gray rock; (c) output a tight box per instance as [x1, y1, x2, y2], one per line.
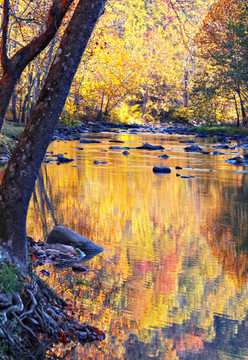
[44, 243, 78, 255]
[122, 150, 130, 156]
[77, 331, 88, 341]
[158, 154, 169, 159]
[0, 292, 12, 309]
[153, 166, 171, 174]
[184, 145, 202, 153]
[214, 144, 229, 150]
[47, 226, 104, 254]
[135, 143, 164, 150]
[72, 265, 88, 272]
[213, 151, 224, 155]
[225, 156, 245, 164]
[109, 140, 125, 143]
[57, 154, 75, 163]
[181, 176, 196, 179]
[94, 160, 108, 165]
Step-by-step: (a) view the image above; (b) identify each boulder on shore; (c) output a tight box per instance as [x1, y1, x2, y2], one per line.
[47, 226, 104, 254]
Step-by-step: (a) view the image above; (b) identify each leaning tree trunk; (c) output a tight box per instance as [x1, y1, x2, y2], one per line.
[0, 0, 106, 269]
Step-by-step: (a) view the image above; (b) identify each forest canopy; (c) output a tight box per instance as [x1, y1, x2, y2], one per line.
[0, 0, 217, 127]
[1, 0, 247, 127]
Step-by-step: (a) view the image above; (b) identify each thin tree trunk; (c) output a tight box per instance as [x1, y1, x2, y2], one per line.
[234, 95, 240, 128]
[21, 94, 28, 124]
[0, 0, 106, 269]
[142, 85, 149, 116]
[183, 69, 189, 108]
[236, 87, 247, 126]
[11, 90, 18, 123]
[97, 91, 105, 121]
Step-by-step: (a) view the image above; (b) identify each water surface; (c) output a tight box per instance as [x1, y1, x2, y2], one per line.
[27, 130, 248, 359]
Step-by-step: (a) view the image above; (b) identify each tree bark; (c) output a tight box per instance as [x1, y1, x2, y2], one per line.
[0, 0, 106, 269]
[0, 0, 75, 134]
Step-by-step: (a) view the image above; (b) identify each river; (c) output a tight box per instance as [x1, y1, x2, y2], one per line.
[26, 128, 248, 359]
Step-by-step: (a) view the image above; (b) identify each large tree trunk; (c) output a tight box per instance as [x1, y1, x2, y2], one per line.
[0, 0, 106, 269]
[0, 0, 75, 134]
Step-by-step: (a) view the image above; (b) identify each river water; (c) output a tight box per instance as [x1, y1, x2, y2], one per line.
[26, 129, 248, 359]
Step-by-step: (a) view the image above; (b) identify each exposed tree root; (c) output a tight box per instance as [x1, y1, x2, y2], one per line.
[0, 244, 105, 359]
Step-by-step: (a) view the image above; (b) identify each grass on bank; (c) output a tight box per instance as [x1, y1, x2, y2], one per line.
[2, 121, 24, 140]
[0, 121, 25, 154]
[189, 125, 248, 136]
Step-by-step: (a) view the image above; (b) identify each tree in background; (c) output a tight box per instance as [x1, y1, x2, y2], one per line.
[191, 0, 248, 126]
[50, 0, 215, 125]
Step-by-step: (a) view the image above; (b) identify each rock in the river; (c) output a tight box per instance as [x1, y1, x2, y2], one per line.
[122, 150, 130, 156]
[57, 154, 75, 163]
[72, 264, 88, 272]
[44, 243, 78, 255]
[158, 154, 169, 159]
[135, 143, 164, 150]
[214, 144, 230, 150]
[153, 166, 171, 174]
[94, 160, 108, 165]
[225, 156, 245, 165]
[47, 226, 104, 254]
[79, 139, 101, 144]
[109, 146, 129, 150]
[184, 145, 202, 153]
[179, 140, 195, 144]
[175, 166, 182, 169]
[109, 140, 125, 143]
[213, 151, 224, 155]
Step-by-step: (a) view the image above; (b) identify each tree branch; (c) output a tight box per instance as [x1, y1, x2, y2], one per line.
[11, 0, 75, 73]
[1, 0, 11, 71]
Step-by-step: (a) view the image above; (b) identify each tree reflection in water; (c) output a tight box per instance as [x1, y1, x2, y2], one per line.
[26, 134, 248, 359]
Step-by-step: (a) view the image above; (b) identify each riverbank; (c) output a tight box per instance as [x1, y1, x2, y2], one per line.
[0, 237, 105, 359]
[2, 120, 248, 152]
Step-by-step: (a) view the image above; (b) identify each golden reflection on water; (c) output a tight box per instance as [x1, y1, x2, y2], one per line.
[26, 133, 248, 359]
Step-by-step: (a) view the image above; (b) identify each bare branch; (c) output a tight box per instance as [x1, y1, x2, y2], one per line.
[11, 0, 75, 73]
